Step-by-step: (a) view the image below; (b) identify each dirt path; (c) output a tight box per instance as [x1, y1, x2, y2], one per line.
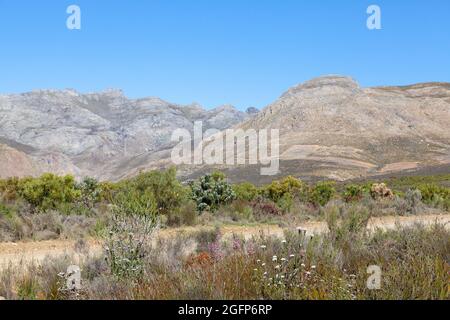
[0, 214, 449, 270]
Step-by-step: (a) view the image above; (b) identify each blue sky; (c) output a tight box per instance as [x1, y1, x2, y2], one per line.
[0, 0, 449, 110]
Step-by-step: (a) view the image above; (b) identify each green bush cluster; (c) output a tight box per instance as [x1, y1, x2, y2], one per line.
[223, 176, 339, 218]
[0, 177, 20, 201]
[416, 183, 450, 210]
[308, 181, 336, 207]
[1, 168, 448, 231]
[112, 167, 188, 220]
[0, 174, 103, 215]
[0, 202, 15, 219]
[262, 176, 305, 203]
[117, 168, 187, 215]
[343, 184, 365, 203]
[17, 174, 80, 211]
[233, 182, 259, 201]
[189, 171, 236, 212]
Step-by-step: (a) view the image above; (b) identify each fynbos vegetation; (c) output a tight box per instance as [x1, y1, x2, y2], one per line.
[0, 170, 449, 300]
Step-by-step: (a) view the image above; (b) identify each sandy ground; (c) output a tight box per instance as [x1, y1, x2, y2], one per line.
[0, 214, 449, 270]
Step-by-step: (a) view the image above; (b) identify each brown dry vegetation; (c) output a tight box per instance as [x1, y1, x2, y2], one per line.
[0, 221, 448, 300]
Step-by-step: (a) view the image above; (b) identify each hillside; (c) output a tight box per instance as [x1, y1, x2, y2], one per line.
[0, 89, 253, 180]
[185, 76, 450, 183]
[1, 76, 449, 182]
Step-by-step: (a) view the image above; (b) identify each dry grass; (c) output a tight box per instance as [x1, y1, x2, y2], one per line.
[1, 219, 448, 300]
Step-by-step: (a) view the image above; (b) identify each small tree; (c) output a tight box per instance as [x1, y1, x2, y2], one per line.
[233, 182, 259, 201]
[263, 176, 305, 203]
[77, 177, 102, 209]
[309, 181, 336, 207]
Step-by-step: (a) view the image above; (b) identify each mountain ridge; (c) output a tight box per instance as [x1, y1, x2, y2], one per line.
[1, 75, 449, 182]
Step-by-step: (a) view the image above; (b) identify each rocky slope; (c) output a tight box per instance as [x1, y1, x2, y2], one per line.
[0, 89, 253, 179]
[1, 76, 449, 182]
[219, 76, 450, 182]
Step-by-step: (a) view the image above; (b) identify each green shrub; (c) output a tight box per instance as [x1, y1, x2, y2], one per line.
[262, 176, 305, 203]
[0, 177, 20, 201]
[277, 193, 294, 214]
[77, 177, 102, 209]
[105, 213, 157, 280]
[416, 184, 450, 210]
[122, 168, 188, 216]
[0, 202, 15, 220]
[309, 181, 336, 207]
[17, 174, 81, 212]
[98, 181, 119, 203]
[112, 188, 157, 217]
[233, 182, 259, 201]
[190, 172, 236, 212]
[343, 184, 364, 203]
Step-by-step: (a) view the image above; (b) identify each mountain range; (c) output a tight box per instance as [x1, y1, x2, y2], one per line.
[1, 75, 449, 183]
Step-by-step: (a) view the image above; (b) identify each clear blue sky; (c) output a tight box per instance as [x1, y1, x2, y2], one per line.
[0, 0, 449, 110]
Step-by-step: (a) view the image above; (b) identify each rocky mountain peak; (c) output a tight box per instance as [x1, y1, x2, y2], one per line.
[281, 75, 360, 98]
[245, 107, 259, 115]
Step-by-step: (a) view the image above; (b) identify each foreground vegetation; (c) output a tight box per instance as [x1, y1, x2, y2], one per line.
[0, 169, 449, 300]
[0, 169, 449, 242]
[0, 221, 448, 300]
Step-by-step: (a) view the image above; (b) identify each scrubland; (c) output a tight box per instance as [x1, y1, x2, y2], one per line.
[0, 170, 449, 300]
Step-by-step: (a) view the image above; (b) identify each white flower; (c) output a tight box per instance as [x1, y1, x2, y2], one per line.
[254, 269, 258, 272]
[262, 263, 266, 267]
[281, 258, 287, 262]
[301, 263, 306, 267]
[281, 240, 287, 244]
[257, 259, 261, 263]
[275, 265, 281, 269]
[306, 271, 311, 276]
[311, 265, 316, 269]
[263, 272, 268, 276]
[281, 275, 285, 279]
[260, 245, 267, 249]
[289, 254, 295, 258]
